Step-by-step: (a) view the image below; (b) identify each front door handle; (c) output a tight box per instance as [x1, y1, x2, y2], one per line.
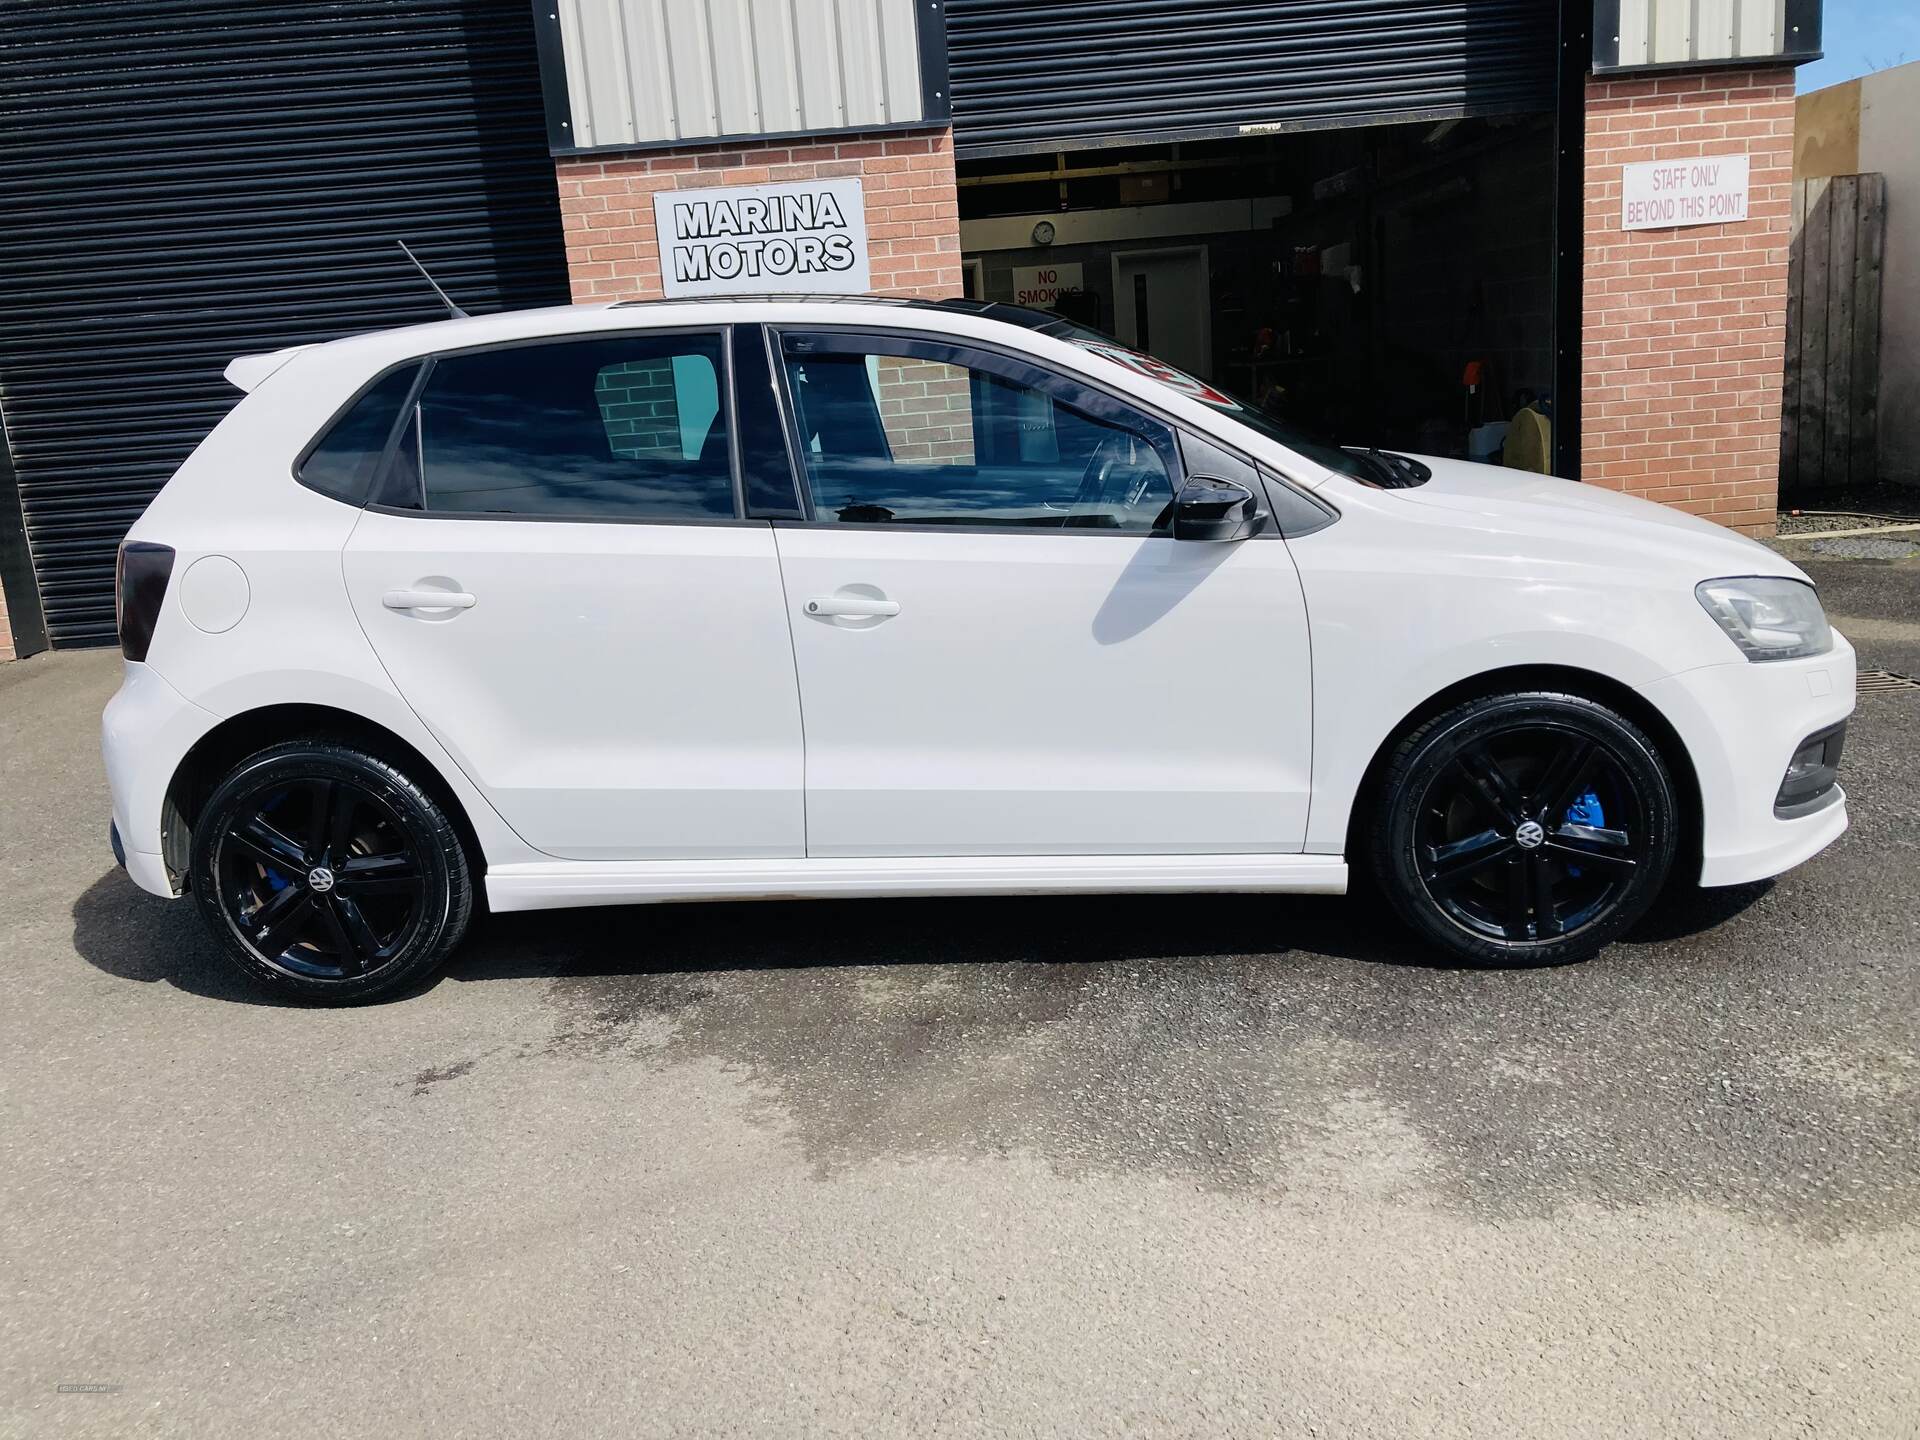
[805, 596, 900, 618]
[383, 588, 476, 611]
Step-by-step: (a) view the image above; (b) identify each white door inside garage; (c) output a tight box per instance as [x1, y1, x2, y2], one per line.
[1112, 247, 1211, 380]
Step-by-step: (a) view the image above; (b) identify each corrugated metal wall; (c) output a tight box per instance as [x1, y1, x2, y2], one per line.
[0, 1, 570, 649]
[553, 0, 928, 150]
[1601, 0, 1816, 71]
[944, 0, 1560, 157]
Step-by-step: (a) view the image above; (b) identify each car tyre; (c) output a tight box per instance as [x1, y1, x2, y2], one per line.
[189, 739, 473, 1004]
[1368, 691, 1678, 967]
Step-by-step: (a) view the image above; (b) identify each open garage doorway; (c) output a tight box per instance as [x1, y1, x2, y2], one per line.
[957, 113, 1559, 470]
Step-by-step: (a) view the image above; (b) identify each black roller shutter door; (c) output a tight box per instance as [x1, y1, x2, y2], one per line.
[945, 0, 1560, 157]
[0, 2, 570, 650]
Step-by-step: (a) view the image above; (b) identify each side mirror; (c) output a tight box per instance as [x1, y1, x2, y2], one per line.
[1170, 475, 1268, 542]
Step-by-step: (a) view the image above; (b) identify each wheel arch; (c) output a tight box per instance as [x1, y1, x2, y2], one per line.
[1341, 664, 1703, 880]
[163, 704, 488, 892]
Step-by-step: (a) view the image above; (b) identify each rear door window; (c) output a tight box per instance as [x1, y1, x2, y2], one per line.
[413, 334, 735, 520]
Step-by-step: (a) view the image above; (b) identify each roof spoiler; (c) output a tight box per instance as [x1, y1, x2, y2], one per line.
[224, 343, 315, 393]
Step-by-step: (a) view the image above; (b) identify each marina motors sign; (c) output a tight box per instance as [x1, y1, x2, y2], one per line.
[653, 177, 870, 297]
[1621, 154, 1750, 231]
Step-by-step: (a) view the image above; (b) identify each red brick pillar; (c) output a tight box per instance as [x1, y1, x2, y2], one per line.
[556, 128, 962, 304]
[1581, 69, 1796, 535]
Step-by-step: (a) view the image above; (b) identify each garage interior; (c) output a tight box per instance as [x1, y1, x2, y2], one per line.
[957, 116, 1559, 465]
[942, 0, 1569, 469]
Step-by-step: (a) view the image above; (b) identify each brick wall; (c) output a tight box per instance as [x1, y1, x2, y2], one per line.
[874, 356, 976, 462]
[557, 128, 962, 304]
[594, 358, 683, 456]
[1582, 69, 1796, 535]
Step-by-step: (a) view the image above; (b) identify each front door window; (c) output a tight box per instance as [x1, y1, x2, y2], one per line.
[779, 333, 1177, 532]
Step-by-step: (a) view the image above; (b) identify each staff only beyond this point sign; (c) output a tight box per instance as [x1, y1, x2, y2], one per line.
[654, 177, 870, 297]
[1621, 154, 1750, 231]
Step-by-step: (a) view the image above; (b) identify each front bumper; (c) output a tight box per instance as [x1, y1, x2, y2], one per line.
[1639, 633, 1857, 887]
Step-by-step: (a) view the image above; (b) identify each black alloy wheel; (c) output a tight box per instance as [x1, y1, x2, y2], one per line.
[190, 741, 472, 1003]
[1370, 692, 1678, 966]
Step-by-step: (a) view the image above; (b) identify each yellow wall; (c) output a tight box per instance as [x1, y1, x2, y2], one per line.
[1794, 79, 1860, 178]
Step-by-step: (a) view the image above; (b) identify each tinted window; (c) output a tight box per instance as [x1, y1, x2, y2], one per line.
[377, 406, 424, 509]
[298, 364, 420, 503]
[731, 326, 805, 517]
[1069, 338, 1392, 483]
[417, 335, 733, 519]
[779, 336, 1177, 530]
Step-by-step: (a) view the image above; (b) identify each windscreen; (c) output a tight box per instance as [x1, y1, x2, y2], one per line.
[1061, 337, 1384, 484]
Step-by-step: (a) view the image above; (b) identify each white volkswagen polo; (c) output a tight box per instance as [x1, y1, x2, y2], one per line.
[103, 297, 1854, 1002]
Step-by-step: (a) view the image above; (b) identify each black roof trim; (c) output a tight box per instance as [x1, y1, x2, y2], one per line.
[610, 294, 1046, 324]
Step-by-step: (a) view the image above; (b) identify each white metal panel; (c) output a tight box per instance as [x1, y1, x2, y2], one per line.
[708, 0, 762, 133]
[1651, 0, 1691, 64]
[559, 0, 925, 150]
[1617, 0, 1650, 67]
[665, 0, 719, 136]
[576, 0, 639, 148]
[555, 2, 594, 143]
[793, 0, 846, 131]
[1740, 0, 1786, 58]
[1612, 0, 1787, 68]
[617, 0, 679, 145]
[749, 0, 803, 134]
[838, 0, 891, 124]
[1696, 0, 1736, 61]
[877, 0, 920, 115]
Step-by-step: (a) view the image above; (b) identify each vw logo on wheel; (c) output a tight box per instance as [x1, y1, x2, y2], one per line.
[306, 866, 336, 893]
[1514, 821, 1546, 850]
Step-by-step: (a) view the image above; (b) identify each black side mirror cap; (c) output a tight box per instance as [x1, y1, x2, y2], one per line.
[1170, 475, 1268, 542]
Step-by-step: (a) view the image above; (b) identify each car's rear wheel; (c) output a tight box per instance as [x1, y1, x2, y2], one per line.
[1368, 692, 1678, 966]
[188, 740, 472, 1003]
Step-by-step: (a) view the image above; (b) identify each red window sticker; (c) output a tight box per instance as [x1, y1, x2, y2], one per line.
[1074, 341, 1240, 410]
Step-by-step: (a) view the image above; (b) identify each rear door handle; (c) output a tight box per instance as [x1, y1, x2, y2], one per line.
[383, 588, 476, 611]
[805, 596, 900, 618]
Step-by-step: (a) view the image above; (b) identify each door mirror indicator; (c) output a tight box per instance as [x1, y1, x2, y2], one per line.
[1170, 475, 1267, 542]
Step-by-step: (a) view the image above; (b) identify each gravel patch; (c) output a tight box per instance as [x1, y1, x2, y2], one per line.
[1779, 482, 1920, 523]
[1778, 512, 1920, 536]
[1808, 535, 1920, 560]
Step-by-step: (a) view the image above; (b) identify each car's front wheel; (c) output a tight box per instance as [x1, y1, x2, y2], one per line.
[188, 740, 473, 1003]
[1368, 691, 1679, 966]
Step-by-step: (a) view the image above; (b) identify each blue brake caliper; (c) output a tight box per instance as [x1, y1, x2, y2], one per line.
[1562, 789, 1605, 878]
[259, 791, 292, 892]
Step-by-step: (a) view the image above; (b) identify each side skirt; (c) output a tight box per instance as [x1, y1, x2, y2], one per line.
[486, 853, 1349, 913]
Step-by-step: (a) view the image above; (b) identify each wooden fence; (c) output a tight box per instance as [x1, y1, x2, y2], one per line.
[1782, 173, 1885, 492]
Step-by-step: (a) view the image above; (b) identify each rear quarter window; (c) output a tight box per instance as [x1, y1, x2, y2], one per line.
[296, 364, 422, 503]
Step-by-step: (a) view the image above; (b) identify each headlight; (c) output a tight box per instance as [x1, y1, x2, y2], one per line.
[1694, 576, 1832, 661]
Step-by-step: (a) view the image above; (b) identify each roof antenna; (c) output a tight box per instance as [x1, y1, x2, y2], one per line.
[395, 239, 469, 319]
